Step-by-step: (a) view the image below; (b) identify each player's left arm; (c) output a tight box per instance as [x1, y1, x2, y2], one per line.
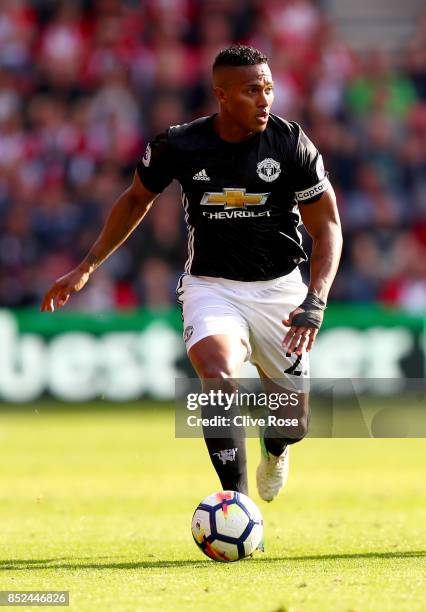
[283, 185, 343, 355]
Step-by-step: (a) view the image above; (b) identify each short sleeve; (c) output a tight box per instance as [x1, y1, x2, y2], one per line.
[292, 126, 331, 204]
[136, 131, 175, 193]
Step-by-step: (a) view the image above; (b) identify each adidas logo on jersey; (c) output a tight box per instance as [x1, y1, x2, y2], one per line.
[193, 169, 210, 181]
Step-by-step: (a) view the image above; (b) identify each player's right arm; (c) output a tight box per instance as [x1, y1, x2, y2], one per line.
[41, 171, 157, 312]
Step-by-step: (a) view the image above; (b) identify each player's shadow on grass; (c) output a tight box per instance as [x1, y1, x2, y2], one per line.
[0, 550, 425, 571]
[0, 558, 211, 570]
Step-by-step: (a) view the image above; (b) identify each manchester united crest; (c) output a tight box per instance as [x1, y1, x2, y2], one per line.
[142, 143, 151, 167]
[257, 158, 281, 182]
[183, 325, 194, 343]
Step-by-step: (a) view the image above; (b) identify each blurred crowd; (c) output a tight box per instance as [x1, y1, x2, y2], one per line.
[0, 0, 425, 312]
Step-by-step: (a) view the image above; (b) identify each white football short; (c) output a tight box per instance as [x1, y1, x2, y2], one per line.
[176, 268, 310, 389]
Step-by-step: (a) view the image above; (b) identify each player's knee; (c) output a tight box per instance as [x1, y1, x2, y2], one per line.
[202, 369, 234, 381]
[200, 364, 239, 397]
[189, 335, 245, 383]
[199, 362, 238, 382]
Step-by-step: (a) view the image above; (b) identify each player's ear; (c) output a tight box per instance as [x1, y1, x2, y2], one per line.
[213, 86, 227, 104]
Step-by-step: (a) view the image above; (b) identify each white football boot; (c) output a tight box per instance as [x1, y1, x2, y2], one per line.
[256, 430, 290, 502]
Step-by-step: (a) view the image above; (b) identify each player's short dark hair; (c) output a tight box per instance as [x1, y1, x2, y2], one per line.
[212, 45, 268, 71]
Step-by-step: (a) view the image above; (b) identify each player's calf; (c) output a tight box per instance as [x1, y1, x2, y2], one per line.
[189, 334, 249, 495]
[264, 392, 309, 456]
[200, 378, 248, 495]
[256, 392, 309, 502]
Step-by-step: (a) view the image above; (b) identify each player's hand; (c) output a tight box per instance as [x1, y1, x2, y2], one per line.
[282, 307, 319, 356]
[282, 293, 327, 356]
[40, 267, 90, 312]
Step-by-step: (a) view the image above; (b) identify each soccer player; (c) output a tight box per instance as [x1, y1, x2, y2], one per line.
[41, 45, 342, 502]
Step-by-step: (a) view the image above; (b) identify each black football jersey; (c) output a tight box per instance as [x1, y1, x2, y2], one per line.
[136, 113, 330, 281]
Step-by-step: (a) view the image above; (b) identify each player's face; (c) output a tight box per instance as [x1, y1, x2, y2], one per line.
[216, 63, 274, 134]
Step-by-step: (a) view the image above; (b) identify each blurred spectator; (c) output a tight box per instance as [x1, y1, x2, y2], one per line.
[136, 257, 177, 309]
[0, 0, 35, 72]
[346, 49, 418, 120]
[0, 0, 424, 311]
[343, 164, 403, 230]
[380, 232, 426, 312]
[335, 232, 384, 302]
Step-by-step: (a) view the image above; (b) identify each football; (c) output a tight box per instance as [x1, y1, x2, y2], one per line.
[191, 490, 264, 562]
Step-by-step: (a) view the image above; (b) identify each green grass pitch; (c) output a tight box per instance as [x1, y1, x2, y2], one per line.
[0, 403, 424, 611]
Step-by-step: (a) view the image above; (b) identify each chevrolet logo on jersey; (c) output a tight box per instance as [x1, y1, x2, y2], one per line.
[201, 189, 270, 210]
